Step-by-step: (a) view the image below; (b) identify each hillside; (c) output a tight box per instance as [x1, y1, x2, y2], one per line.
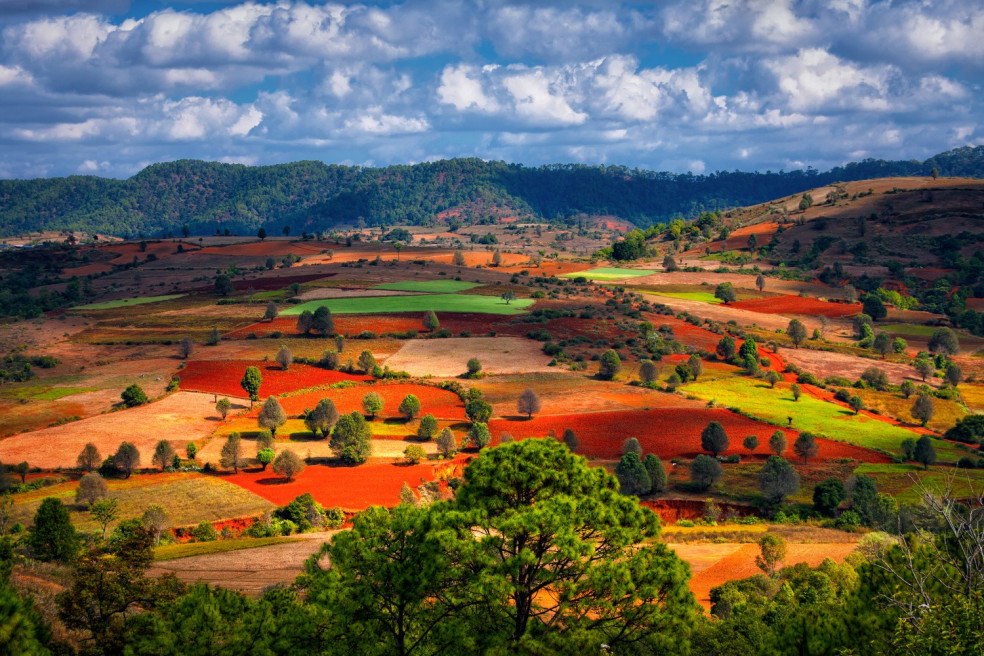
[1, 147, 982, 239]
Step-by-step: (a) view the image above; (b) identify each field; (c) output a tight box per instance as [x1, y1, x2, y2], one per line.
[71, 294, 187, 311]
[281, 294, 533, 315]
[383, 337, 555, 377]
[372, 280, 481, 292]
[177, 361, 370, 398]
[729, 296, 863, 317]
[646, 291, 722, 304]
[560, 267, 657, 280]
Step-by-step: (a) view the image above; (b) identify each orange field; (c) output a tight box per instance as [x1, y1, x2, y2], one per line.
[178, 360, 369, 398]
[265, 383, 467, 421]
[730, 296, 862, 318]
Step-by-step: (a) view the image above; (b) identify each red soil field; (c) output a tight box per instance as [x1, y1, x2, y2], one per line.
[197, 241, 325, 257]
[642, 499, 756, 523]
[489, 408, 886, 462]
[647, 315, 724, 352]
[99, 241, 199, 264]
[220, 460, 463, 511]
[266, 383, 467, 421]
[178, 360, 369, 398]
[721, 222, 780, 251]
[730, 296, 862, 318]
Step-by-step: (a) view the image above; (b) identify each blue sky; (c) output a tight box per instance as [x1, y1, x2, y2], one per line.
[0, 0, 981, 179]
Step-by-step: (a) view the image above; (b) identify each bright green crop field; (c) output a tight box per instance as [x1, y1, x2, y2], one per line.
[559, 267, 656, 280]
[72, 294, 186, 310]
[373, 280, 481, 292]
[281, 293, 532, 316]
[644, 291, 722, 304]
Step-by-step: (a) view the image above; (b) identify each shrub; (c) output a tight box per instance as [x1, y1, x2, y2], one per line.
[191, 521, 219, 542]
[690, 455, 722, 491]
[120, 384, 148, 408]
[417, 414, 438, 440]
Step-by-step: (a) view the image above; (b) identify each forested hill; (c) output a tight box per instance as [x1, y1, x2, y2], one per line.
[1, 146, 982, 238]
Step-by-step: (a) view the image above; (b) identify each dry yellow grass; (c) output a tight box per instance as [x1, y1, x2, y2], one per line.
[854, 388, 965, 433]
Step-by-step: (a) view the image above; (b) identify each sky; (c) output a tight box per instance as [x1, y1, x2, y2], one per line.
[0, 0, 981, 180]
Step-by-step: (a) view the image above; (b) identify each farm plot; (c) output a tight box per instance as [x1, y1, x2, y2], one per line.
[560, 267, 657, 280]
[383, 337, 554, 377]
[281, 294, 533, 316]
[195, 431, 440, 464]
[853, 463, 984, 504]
[178, 360, 369, 398]
[273, 383, 466, 421]
[778, 347, 926, 386]
[0, 391, 222, 469]
[71, 294, 186, 311]
[729, 296, 862, 318]
[372, 280, 481, 292]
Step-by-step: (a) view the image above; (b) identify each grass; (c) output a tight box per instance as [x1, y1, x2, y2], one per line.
[280, 294, 533, 316]
[153, 536, 305, 561]
[853, 463, 984, 504]
[0, 385, 97, 401]
[880, 324, 938, 337]
[72, 294, 186, 311]
[644, 291, 722, 304]
[373, 280, 481, 293]
[853, 388, 965, 435]
[958, 384, 984, 413]
[559, 267, 656, 280]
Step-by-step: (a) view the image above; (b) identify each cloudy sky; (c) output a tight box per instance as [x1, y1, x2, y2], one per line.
[0, 0, 981, 179]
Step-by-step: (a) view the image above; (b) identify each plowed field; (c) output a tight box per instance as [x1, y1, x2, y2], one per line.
[730, 296, 862, 318]
[178, 360, 369, 397]
[269, 383, 466, 421]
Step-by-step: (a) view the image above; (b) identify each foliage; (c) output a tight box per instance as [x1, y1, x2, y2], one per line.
[304, 398, 340, 438]
[758, 456, 800, 504]
[465, 422, 491, 449]
[813, 478, 845, 516]
[76, 472, 109, 507]
[615, 452, 652, 496]
[29, 497, 78, 563]
[643, 453, 667, 493]
[331, 412, 372, 464]
[911, 393, 935, 426]
[403, 445, 426, 465]
[114, 442, 140, 478]
[913, 435, 937, 470]
[436, 427, 457, 457]
[464, 398, 492, 423]
[701, 421, 729, 456]
[714, 282, 737, 304]
[754, 533, 787, 577]
[272, 449, 305, 482]
[120, 384, 148, 408]
[598, 349, 621, 380]
[416, 414, 438, 440]
[398, 394, 421, 421]
[220, 433, 245, 473]
[690, 454, 722, 491]
[258, 396, 288, 437]
[361, 391, 384, 419]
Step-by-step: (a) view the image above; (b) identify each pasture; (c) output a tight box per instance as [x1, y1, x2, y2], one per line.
[280, 293, 533, 315]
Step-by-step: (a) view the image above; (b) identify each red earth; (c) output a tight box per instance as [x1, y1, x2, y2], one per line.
[729, 296, 862, 318]
[178, 360, 370, 398]
[647, 315, 725, 352]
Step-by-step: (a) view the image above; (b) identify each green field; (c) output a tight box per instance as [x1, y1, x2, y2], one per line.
[281, 294, 533, 316]
[373, 280, 481, 293]
[644, 291, 722, 304]
[853, 463, 984, 504]
[72, 294, 186, 310]
[154, 536, 304, 561]
[559, 267, 656, 280]
[881, 324, 938, 337]
[0, 385, 97, 401]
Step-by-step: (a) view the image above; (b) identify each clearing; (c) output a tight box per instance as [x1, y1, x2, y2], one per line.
[383, 337, 554, 377]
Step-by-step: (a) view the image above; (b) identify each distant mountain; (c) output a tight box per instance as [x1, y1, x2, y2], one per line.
[0, 147, 981, 238]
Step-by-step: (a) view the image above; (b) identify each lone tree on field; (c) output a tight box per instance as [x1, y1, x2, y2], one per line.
[121, 384, 148, 408]
[769, 430, 787, 456]
[663, 254, 679, 271]
[758, 456, 800, 504]
[517, 389, 541, 419]
[714, 282, 737, 304]
[29, 498, 78, 563]
[563, 428, 579, 453]
[275, 345, 293, 370]
[716, 336, 737, 360]
[398, 394, 422, 421]
[465, 398, 493, 423]
[862, 295, 887, 321]
[911, 393, 935, 426]
[257, 448, 275, 471]
[639, 359, 659, 384]
[220, 433, 245, 473]
[152, 440, 176, 471]
[240, 366, 262, 408]
[755, 533, 787, 577]
[701, 421, 729, 456]
[258, 396, 288, 437]
[213, 274, 234, 297]
[765, 370, 782, 388]
[272, 449, 304, 482]
[466, 422, 492, 449]
[687, 354, 703, 380]
[501, 291, 516, 305]
[928, 327, 959, 355]
[598, 349, 621, 380]
[76, 443, 101, 472]
[787, 319, 807, 347]
[304, 398, 340, 438]
[945, 363, 963, 387]
[466, 358, 482, 377]
[114, 442, 140, 478]
[914, 357, 935, 381]
[453, 250, 466, 266]
[91, 497, 119, 540]
[793, 432, 819, 464]
[178, 337, 194, 359]
[756, 274, 765, 292]
[264, 301, 278, 321]
[296, 309, 314, 335]
[622, 437, 643, 457]
[362, 391, 384, 419]
[358, 350, 377, 374]
[743, 435, 759, 454]
[75, 472, 108, 507]
[873, 332, 892, 358]
[690, 455, 722, 491]
[436, 428, 457, 457]
[216, 397, 231, 420]
[423, 310, 440, 331]
[186, 442, 197, 460]
[331, 412, 373, 464]
[791, 383, 802, 401]
[900, 380, 916, 399]
[913, 435, 937, 470]
[417, 414, 438, 440]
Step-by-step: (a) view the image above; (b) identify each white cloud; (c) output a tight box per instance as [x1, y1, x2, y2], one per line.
[437, 64, 499, 113]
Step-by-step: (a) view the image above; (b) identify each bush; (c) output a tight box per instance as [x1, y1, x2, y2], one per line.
[120, 384, 148, 408]
[690, 455, 722, 491]
[191, 520, 219, 542]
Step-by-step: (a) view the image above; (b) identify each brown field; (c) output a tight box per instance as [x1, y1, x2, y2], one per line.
[779, 346, 928, 386]
[383, 337, 554, 377]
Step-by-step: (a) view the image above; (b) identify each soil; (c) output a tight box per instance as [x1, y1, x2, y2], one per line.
[383, 337, 555, 377]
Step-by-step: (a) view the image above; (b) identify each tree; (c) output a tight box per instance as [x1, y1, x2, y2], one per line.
[398, 483, 416, 505]
[928, 327, 959, 355]
[465, 398, 492, 423]
[436, 428, 457, 457]
[466, 422, 491, 449]
[453, 250, 466, 266]
[403, 445, 426, 465]
[562, 428, 579, 452]
[787, 318, 807, 347]
[320, 349, 340, 370]
[911, 393, 935, 426]
[687, 354, 704, 380]
[501, 290, 516, 304]
[769, 430, 787, 456]
[862, 295, 887, 321]
[873, 331, 893, 358]
[215, 397, 231, 420]
[77, 442, 101, 472]
[331, 412, 372, 464]
[945, 363, 963, 387]
[849, 394, 864, 414]
[743, 434, 759, 453]
[900, 379, 916, 399]
[765, 370, 782, 388]
[220, 433, 245, 473]
[296, 309, 313, 335]
[465, 358, 483, 378]
[264, 301, 278, 321]
[305, 398, 340, 438]
[417, 414, 438, 440]
[142, 505, 168, 545]
[639, 359, 659, 384]
[913, 435, 936, 470]
[258, 396, 287, 437]
[362, 391, 384, 419]
[29, 498, 78, 562]
[151, 440, 175, 471]
[91, 497, 119, 540]
[240, 366, 262, 407]
[275, 345, 292, 370]
[398, 394, 422, 421]
[358, 350, 377, 374]
[121, 384, 148, 408]
[813, 478, 845, 516]
[312, 305, 333, 335]
[643, 453, 667, 493]
[793, 431, 819, 464]
[701, 421, 729, 456]
[913, 357, 936, 382]
[852, 313, 872, 338]
[178, 336, 194, 359]
[756, 274, 765, 291]
[257, 227, 267, 240]
[114, 442, 140, 478]
[714, 282, 736, 304]
[622, 437, 643, 457]
[716, 336, 736, 360]
[861, 365, 889, 390]
[213, 274, 234, 296]
[791, 383, 802, 401]
[663, 254, 679, 271]
[615, 453, 651, 496]
[690, 455, 722, 491]
[758, 456, 800, 504]
[598, 349, 621, 380]
[256, 448, 275, 471]
[423, 310, 440, 331]
[272, 449, 304, 482]
[754, 533, 787, 577]
[517, 388, 541, 418]
[76, 472, 109, 507]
